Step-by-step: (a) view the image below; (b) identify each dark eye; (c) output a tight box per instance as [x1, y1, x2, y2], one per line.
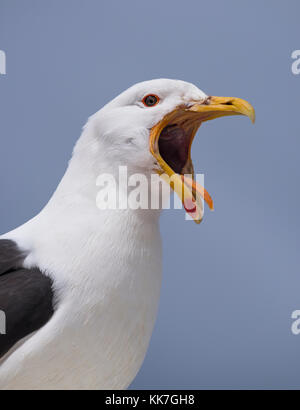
[142, 94, 160, 107]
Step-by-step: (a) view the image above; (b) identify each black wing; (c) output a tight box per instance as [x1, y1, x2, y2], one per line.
[0, 239, 54, 359]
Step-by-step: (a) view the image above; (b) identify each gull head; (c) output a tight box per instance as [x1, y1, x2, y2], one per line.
[83, 79, 255, 223]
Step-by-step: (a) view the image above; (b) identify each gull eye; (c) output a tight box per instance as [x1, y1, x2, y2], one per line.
[142, 94, 160, 107]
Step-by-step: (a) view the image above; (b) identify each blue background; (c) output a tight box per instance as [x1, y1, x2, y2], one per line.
[0, 0, 299, 389]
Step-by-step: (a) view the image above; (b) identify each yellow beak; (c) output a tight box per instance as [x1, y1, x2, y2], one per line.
[149, 96, 255, 224]
[189, 96, 255, 123]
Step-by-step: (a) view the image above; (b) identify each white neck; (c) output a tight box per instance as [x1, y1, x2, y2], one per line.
[45, 121, 161, 224]
[1, 116, 163, 390]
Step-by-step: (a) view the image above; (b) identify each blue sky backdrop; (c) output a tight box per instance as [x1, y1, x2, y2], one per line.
[0, 0, 299, 389]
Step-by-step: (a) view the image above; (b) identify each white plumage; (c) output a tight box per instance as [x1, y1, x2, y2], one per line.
[0, 79, 254, 389]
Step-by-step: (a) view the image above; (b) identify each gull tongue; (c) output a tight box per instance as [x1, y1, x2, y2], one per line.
[181, 175, 214, 211]
[160, 173, 203, 222]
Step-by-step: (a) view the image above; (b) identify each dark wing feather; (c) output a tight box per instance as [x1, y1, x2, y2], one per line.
[0, 239, 27, 275]
[0, 239, 54, 359]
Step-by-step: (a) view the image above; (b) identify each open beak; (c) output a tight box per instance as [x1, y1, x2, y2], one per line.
[149, 96, 255, 223]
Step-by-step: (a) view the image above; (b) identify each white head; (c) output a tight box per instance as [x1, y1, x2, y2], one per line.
[76, 79, 205, 170]
[69, 79, 255, 223]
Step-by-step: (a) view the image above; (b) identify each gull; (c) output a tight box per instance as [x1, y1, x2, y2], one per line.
[0, 79, 254, 389]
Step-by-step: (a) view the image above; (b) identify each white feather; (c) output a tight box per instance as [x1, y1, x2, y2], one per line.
[0, 79, 207, 389]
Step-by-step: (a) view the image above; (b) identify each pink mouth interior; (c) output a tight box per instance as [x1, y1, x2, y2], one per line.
[158, 125, 192, 174]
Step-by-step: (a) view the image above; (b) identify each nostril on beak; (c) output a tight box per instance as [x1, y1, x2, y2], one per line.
[202, 96, 212, 105]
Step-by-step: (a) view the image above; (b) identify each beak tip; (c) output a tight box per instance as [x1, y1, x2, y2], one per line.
[246, 103, 256, 124]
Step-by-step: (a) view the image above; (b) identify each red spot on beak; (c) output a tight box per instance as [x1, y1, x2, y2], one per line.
[184, 199, 197, 215]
